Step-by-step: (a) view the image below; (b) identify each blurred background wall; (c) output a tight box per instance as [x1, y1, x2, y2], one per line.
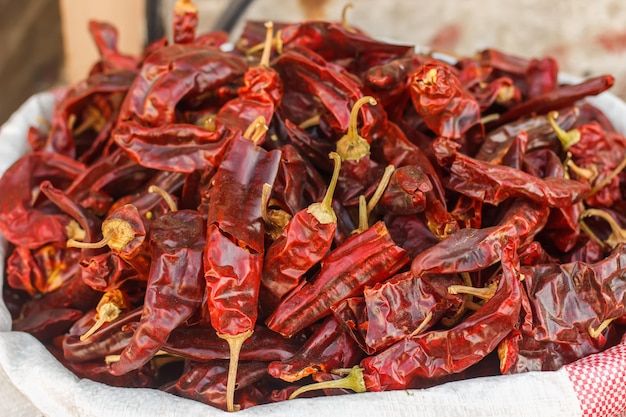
[2, 0, 626, 124]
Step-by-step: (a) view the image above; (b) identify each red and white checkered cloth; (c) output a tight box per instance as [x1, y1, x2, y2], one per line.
[566, 336, 626, 417]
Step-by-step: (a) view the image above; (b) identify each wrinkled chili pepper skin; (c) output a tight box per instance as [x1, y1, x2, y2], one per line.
[109, 209, 206, 375]
[173, 1, 198, 44]
[336, 272, 464, 354]
[500, 244, 626, 374]
[62, 307, 142, 363]
[204, 137, 281, 336]
[362, 239, 521, 391]
[12, 308, 84, 341]
[446, 151, 591, 207]
[409, 60, 481, 138]
[162, 324, 304, 362]
[118, 46, 247, 126]
[173, 361, 268, 411]
[88, 20, 139, 72]
[268, 316, 363, 382]
[377, 165, 432, 215]
[0, 152, 85, 248]
[260, 209, 336, 312]
[266, 221, 409, 338]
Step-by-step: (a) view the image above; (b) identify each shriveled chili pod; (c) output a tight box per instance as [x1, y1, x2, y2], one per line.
[268, 315, 363, 382]
[289, 239, 521, 397]
[203, 118, 281, 412]
[409, 59, 481, 138]
[0, 152, 85, 248]
[88, 20, 139, 72]
[260, 152, 341, 312]
[173, 0, 198, 44]
[109, 186, 206, 375]
[162, 324, 305, 362]
[266, 220, 409, 338]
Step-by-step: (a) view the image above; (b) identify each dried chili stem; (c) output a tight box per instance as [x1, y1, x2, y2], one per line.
[298, 114, 321, 130]
[366, 164, 395, 215]
[409, 311, 433, 337]
[547, 111, 581, 150]
[259, 22, 274, 68]
[448, 283, 497, 301]
[242, 115, 268, 144]
[307, 152, 341, 224]
[586, 153, 626, 198]
[441, 272, 473, 327]
[80, 290, 126, 341]
[336, 96, 377, 161]
[148, 185, 178, 212]
[341, 3, 356, 32]
[219, 330, 254, 412]
[67, 218, 137, 252]
[580, 208, 626, 249]
[589, 317, 617, 338]
[289, 365, 366, 400]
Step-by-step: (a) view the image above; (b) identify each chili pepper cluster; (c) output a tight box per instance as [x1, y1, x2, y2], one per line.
[2, 1, 626, 412]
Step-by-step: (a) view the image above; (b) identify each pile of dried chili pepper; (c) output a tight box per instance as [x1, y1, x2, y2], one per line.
[2, 1, 626, 412]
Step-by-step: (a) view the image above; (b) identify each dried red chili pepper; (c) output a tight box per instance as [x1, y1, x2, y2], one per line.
[333, 271, 464, 354]
[12, 307, 84, 342]
[203, 121, 281, 411]
[173, 0, 198, 44]
[173, 361, 268, 411]
[289, 239, 521, 396]
[499, 244, 626, 373]
[268, 316, 363, 382]
[446, 150, 591, 207]
[109, 186, 206, 375]
[266, 220, 409, 338]
[409, 59, 481, 138]
[162, 324, 305, 362]
[88, 20, 139, 73]
[411, 199, 549, 276]
[260, 152, 341, 312]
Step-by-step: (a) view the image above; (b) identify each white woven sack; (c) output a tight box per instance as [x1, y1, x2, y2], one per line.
[1, 83, 625, 417]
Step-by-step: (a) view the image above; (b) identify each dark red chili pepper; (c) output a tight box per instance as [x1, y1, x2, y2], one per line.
[490, 74, 614, 127]
[268, 316, 363, 382]
[172, 361, 268, 411]
[333, 272, 464, 354]
[375, 165, 432, 215]
[162, 324, 305, 362]
[217, 22, 283, 138]
[173, 0, 198, 44]
[382, 212, 440, 259]
[204, 125, 281, 411]
[62, 307, 142, 363]
[446, 150, 591, 207]
[88, 20, 139, 72]
[260, 152, 341, 312]
[0, 152, 85, 248]
[109, 187, 206, 375]
[409, 60, 481, 138]
[499, 243, 626, 374]
[289, 239, 521, 396]
[12, 307, 84, 342]
[5, 244, 81, 297]
[411, 199, 549, 276]
[118, 45, 247, 126]
[266, 220, 409, 338]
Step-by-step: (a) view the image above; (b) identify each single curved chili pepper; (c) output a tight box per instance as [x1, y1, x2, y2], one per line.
[5, 244, 81, 297]
[204, 122, 281, 411]
[109, 187, 205, 376]
[446, 150, 591, 207]
[12, 307, 84, 342]
[490, 74, 614, 127]
[62, 306, 142, 363]
[272, 49, 388, 140]
[289, 238, 522, 396]
[260, 152, 341, 312]
[217, 22, 283, 140]
[173, 361, 268, 411]
[173, 0, 198, 44]
[266, 220, 409, 338]
[268, 315, 363, 382]
[118, 45, 247, 126]
[88, 20, 139, 72]
[162, 324, 305, 362]
[334, 272, 464, 354]
[0, 152, 85, 248]
[411, 199, 549, 277]
[409, 59, 481, 138]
